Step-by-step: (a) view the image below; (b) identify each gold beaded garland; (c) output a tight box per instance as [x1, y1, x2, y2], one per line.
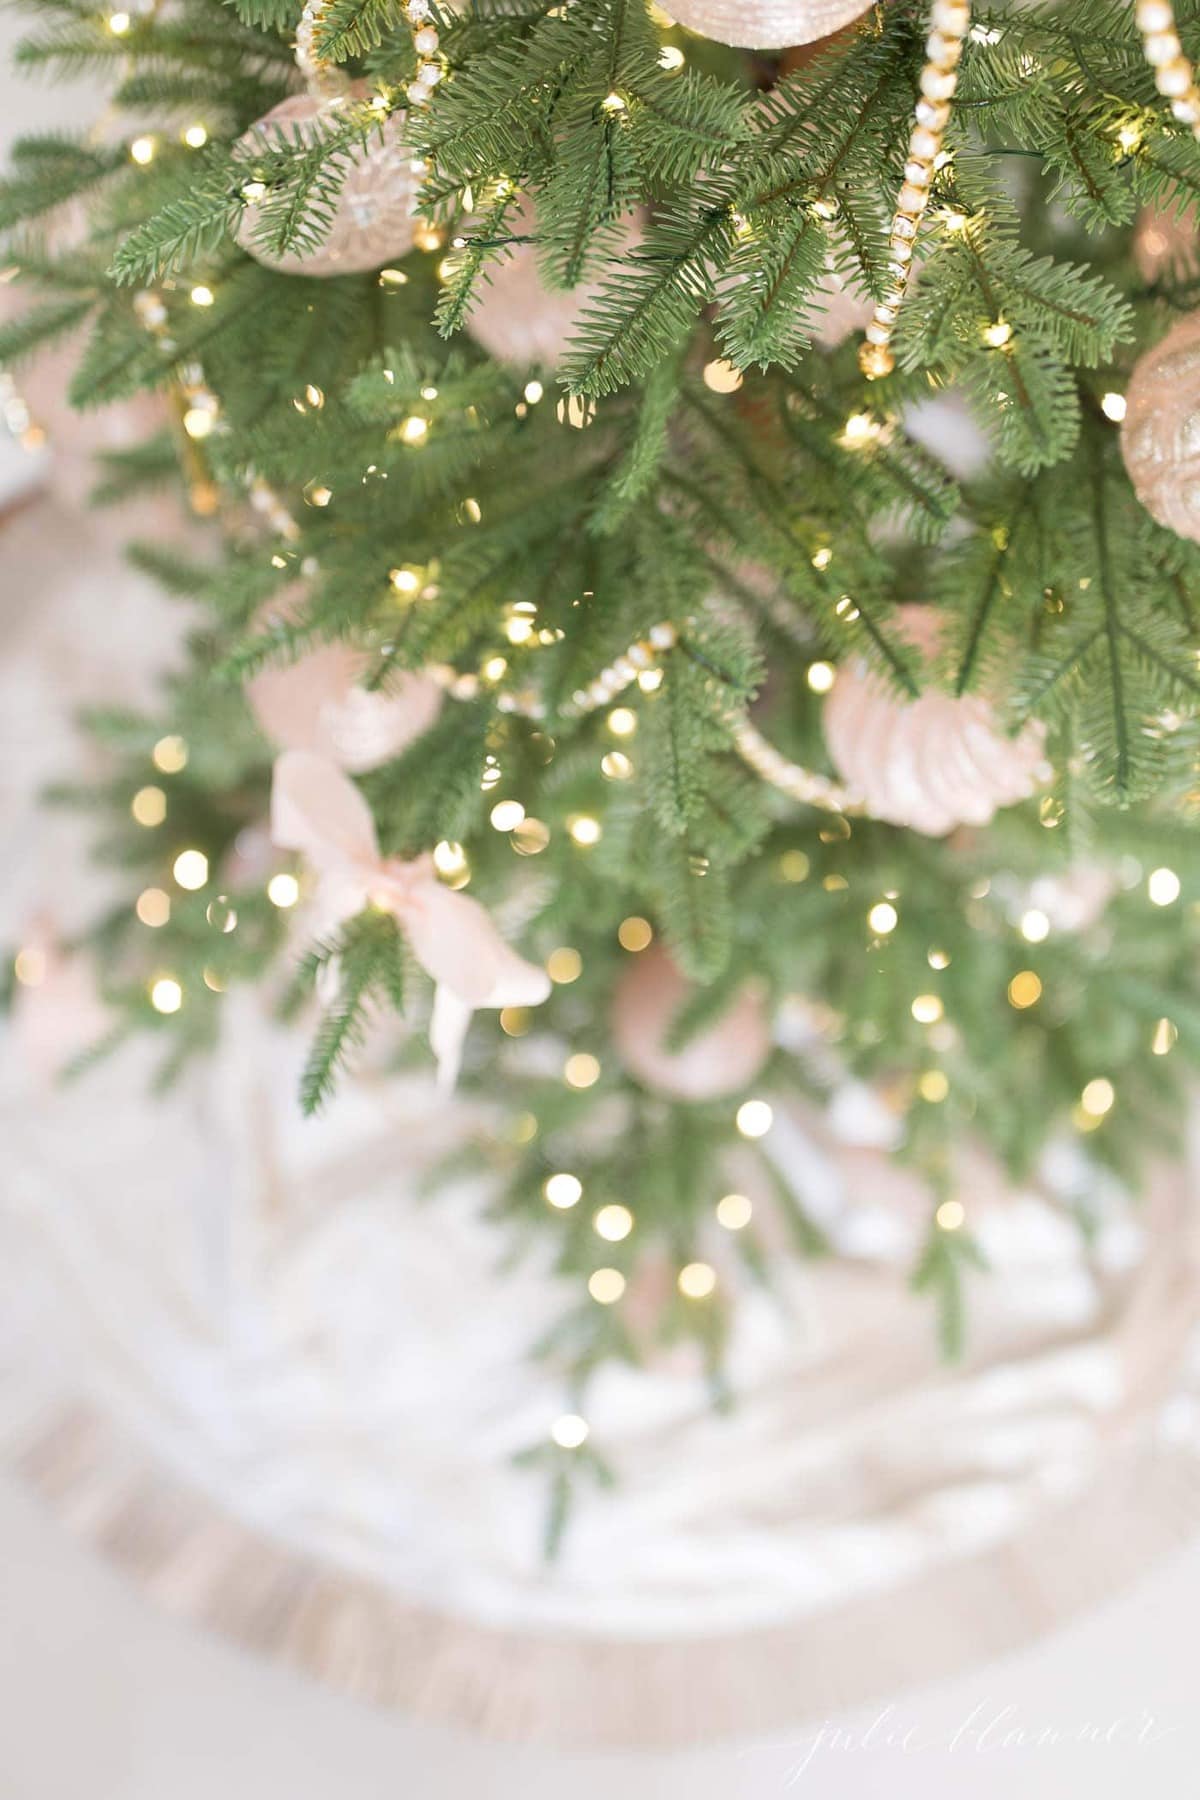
[858, 0, 971, 381]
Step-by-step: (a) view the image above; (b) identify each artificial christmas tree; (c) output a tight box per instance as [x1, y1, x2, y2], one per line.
[6, 0, 1200, 1547]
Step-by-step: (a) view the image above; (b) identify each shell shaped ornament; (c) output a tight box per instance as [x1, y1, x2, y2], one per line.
[664, 0, 872, 48]
[235, 96, 418, 277]
[823, 606, 1050, 837]
[1121, 310, 1200, 542]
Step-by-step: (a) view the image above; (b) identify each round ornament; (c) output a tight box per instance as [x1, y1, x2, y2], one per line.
[664, 0, 871, 48]
[823, 604, 1048, 836]
[610, 941, 771, 1101]
[467, 204, 640, 368]
[1133, 206, 1198, 285]
[234, 96, 418, 276]
[1121, 310, 1200, 541]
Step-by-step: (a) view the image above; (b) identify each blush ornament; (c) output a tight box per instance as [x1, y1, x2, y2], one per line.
[822, 604, 1049, 837]
[664, 0, 872, 48]
[610, 942, 772, 1102]
[234, 96, 419, 277]
[1120, 310, 1200, 542]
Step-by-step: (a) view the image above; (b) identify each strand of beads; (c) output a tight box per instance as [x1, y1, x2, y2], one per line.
[1135, 0, 1200, 132]
[732, 717, 858, 813]
[858, 0, 971, 381]
[296, 0, 444, 105]
[564, 623, 680, 715]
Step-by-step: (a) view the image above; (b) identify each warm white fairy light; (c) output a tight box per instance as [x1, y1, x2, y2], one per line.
[564, 1053, 601, 1089]
[550, 1413, 589, 1449]
[588, 1268, 626, 1304]
[131, 785, 167, 827]
[735, 1099, 773, 1139]
[678, 1262, 717, 1299]
[172, 850, 209, 890]
[936, 1199, 965, 1231]
[1148, 866, 1181, 906]
[136, 887, 171, 928]
[150, 976, 183, 1014]
[911, 993, 944, 1024]
[1081, 1077, 1115, 1117]
[152, 734, 188, 773]
[545, 1172, 583, 1209]
[868, 900, 898, 935]
[593, 1203, 634, 1242]
[267, 872, 300, 908]
[546, 947, 583, 984]
[716, 1193, 752, 1230]
[618, 916, 652, 951]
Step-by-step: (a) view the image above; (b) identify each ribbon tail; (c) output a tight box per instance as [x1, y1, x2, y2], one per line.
[429, 983, 473, 1092]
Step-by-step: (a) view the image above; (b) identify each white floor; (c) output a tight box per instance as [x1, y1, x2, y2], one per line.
[0, 1467, 1195, 1798]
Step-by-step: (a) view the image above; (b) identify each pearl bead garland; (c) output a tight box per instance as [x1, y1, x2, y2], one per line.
[858, 0, 972, 381]
[1135, 0, 1200, 133]
[564, 623, 680, 714]
[297, 0, 445, 105]
[732, 717, 857, 813]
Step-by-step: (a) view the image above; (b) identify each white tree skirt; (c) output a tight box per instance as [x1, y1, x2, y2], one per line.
[4, 488, 1200, 1744]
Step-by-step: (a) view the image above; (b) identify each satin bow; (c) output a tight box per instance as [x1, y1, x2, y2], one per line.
[271, 750, 551, 1088]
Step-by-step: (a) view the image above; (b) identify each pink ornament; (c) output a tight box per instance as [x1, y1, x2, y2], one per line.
[235, 96, 418, 276]
[1121, 311, 1200, 542]
[665, 0, 871, 48]
[246, 599, 443, 772]
[1133, 207, 1198, 286]
[610, 942, 771, 1101]
[823, 604, 1048, 836]
[467, 203, 641, 368]
[810, 259, 874, 349]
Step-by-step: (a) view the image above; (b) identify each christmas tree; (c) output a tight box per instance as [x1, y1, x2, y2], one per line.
[6, 0, 1200, 1428]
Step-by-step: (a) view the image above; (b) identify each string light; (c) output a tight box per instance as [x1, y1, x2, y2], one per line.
[14, 947, 47, 987]
[736, 1099, 773, 1138]
[544, 1172, 582, 1209]
[433, 840, 470, 886]
[1148, 866, 1181, 906]
[172, 849, 209, 890]
[568, 814, 601, 846]
[400, 415, 429, 444]
[490, 799, 525, 832]
[129, 135, 156, 166]
[136, 888, 171, 928]
[911, 993, 944, 1024]
[589, 1268, 626, 1304]
[1008, 970, 1043, 1009]
[190, 284, 214, 308]
[550, 1413, 589, 1449]
[152, 735, 188, 773]
[150, 976, 183, 1014]
[678, 1261, 717, 1299]
[927, 948, 950, 970]
[703, 358, 743, 394]
[716, 1193, 752, 1230]
[547, 947, 582, 983]
[868, 901, 898, 935]
[1081, 1077, 1115, 1117]
[607, 707, 637, 737]
[183, 122, 208, 148]
[108, 10, 131, 31]
[1153, 1017, 1178, 1055]
[618, 916, 653, 951]
[936, 1199, 965, 1230]
[1020, 907, 1051, 942]
[806, 661, 836, 693]
[1101, 391, 1127, 422]
[267, 872, 300, 908]
[918, 1069, 949, 1102]
[564, 1053, 601, 1089]
[593, 1203, 634, 1242]
[131, 785, 167, 827]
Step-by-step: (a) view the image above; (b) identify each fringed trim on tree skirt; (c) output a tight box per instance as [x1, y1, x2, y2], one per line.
[5, 1393, 1200, 1747]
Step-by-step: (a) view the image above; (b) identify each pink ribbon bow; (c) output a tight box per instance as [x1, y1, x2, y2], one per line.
[271, 750, 551, 1088]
